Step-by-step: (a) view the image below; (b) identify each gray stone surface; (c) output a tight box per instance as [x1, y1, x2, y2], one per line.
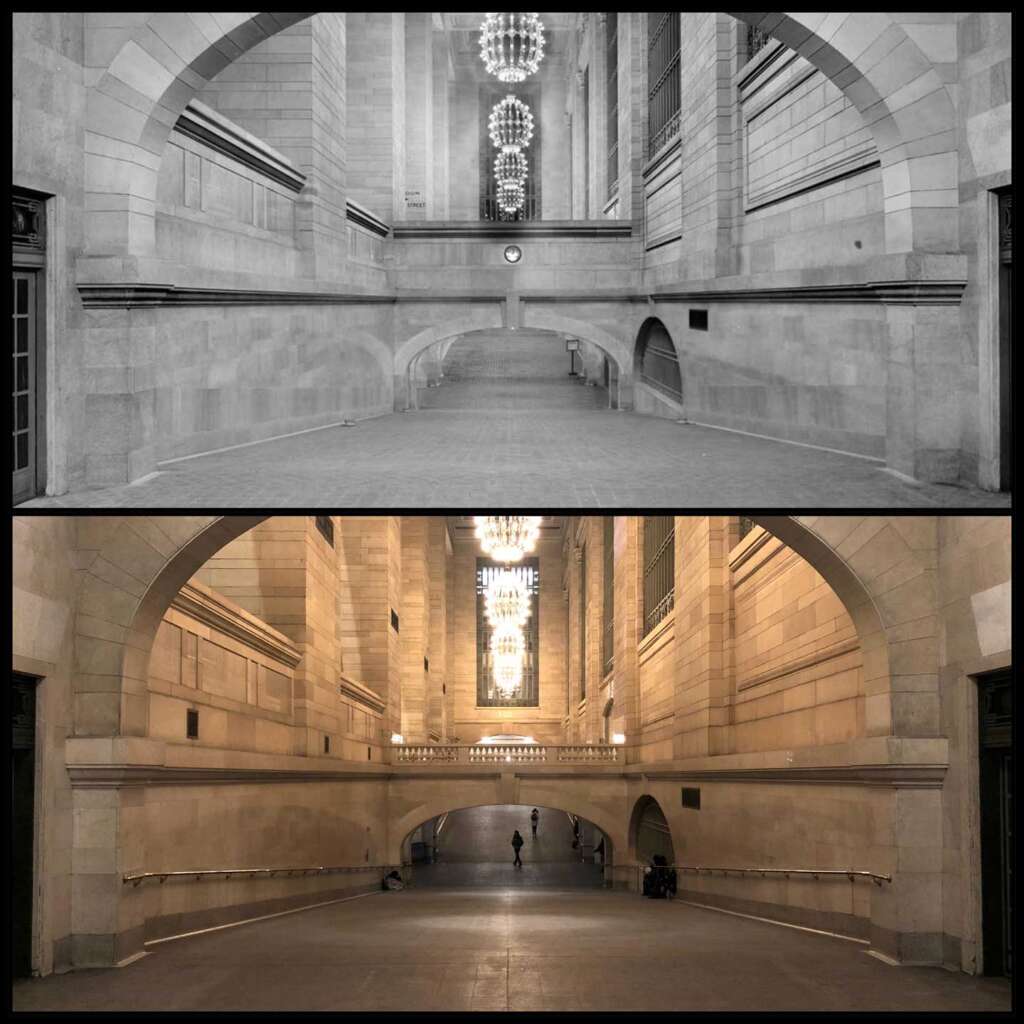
[23, 387, 1010, 509]
[12, 888, 1011, 1012]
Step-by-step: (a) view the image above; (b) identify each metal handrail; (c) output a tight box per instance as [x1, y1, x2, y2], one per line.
[123, 864, 401, 887]
[636, 863, 891, 887]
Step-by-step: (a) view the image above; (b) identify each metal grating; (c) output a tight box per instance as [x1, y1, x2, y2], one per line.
[602, 517, 615, 677]
[606, 12, 619, 200]
[746, 22, 773, 61]
[643, 516, 675, 636]
[647, 12, 681, 157]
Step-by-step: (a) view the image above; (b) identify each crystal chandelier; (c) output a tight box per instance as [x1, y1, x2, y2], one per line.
[497, 178, 526, 214]
[492, 655, 523, 697]
[494, 148, 527, 185]
[474, 516, 542, 562]
[488, 95, 534, 151]
[484, 569, 531, 629]
[479, 13, 545, 83]
[490, 622, 526, 661]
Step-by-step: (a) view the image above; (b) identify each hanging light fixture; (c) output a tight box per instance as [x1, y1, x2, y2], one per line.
[484, 569, 531, 629]
[494, 148, 527, 185]
[479, 13, 546, 83]
[488, 95, 535, 151]
[474, 516, 542, 562]
[497, 179, 526, 215]
[490, 622, 526, 661]
[492, 654, 524, 697]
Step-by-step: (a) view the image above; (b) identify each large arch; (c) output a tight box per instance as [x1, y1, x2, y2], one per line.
[393, 309, 635, 412]
[388, 795, 626, 869]
[634, 317, 682, 401]
[71, 514, 933, 744]
[81, 12, 957, 262]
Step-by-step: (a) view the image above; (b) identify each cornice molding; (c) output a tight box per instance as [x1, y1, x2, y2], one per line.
[67, 765, 394, 788]
[76, 280, 968, 310]
[338, 674, 386, 715]
[345, 199, 390, 239]
[644, 765, 947, 788]
[391, 221, 634, 240]
[175, 101, 307, 193]
[737, 638, 861, 693]
[171, 583, 301, 668]
[77, 285, 397, 309]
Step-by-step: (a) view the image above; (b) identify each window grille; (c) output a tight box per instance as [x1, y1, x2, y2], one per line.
[314, 515, 334, 547]
[643, 516, 675, 636]
[647, 12, 681, 157]
[476, 558, 540, 706]
[479, 84, 541, 222]
[578, 546, 587, 700]
[606, 13, 619, 200]
[636, 318, 682, 399]
[738, 516, 756, 541]
[746, 23, 772, 61]
[602, 517, 615, 677]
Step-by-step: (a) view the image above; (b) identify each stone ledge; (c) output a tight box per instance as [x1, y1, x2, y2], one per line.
[171, 581, 301, 668]
[174, 101, 307, 194]
[391, 220, 635, 240]
[644, 764, 946, 787]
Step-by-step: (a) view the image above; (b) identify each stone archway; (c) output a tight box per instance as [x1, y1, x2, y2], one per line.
[394, 309, 635, 412]
[628, 795, 676, 864]
[81, 12, 957, 262]
[71, 515, 932, 743]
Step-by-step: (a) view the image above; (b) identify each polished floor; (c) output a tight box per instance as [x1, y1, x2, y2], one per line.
[13, 888, 1011, 1012]
[22, 384, 1009, 509]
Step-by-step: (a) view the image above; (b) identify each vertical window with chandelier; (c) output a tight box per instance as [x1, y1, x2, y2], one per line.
[476, 558, 540, 706]
[647, 12, 681, 158]
[480, 84, 542, 221]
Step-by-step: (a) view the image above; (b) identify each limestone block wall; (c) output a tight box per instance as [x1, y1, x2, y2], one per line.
[130, 778, 390, 943]
[12, 13, 88, 496]
[955, 12, 1012, 487]
[640, 299, 888, 459]
[146, 581, 301, 756]
[935, 516, 1012, 971]
[727, 527, 864, 754]
[11, 515, 79, 975]
[449, 540, 569, 745]
[346, 13, 405, 223]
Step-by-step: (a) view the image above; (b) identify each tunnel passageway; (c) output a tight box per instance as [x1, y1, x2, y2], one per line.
[409, 805, 605, 888]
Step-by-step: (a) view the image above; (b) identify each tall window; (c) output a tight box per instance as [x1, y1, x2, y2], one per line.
[647, 12, 681, 157]
[476, 558, 540, 706]
[605, 12, 619, 200]
[12, 190, 46, 505]
[602, 517, 615, 677]
[578, 546, 587, 700]
[479, 84, 541, 221]
[582, 66, 590, 218]
[643, 516, 675, 636]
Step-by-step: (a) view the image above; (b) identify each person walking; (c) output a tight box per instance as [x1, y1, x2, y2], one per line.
[530, 808, 539, 837]
[511, 829, 524, 867]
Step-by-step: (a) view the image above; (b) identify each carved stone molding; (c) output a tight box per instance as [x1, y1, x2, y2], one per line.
[171, 583, 301, 667]
[644, 765, 948, 788]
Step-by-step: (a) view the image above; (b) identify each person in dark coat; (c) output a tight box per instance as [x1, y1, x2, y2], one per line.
[512, 829, 524, 867]
[530, 808, 539, 836]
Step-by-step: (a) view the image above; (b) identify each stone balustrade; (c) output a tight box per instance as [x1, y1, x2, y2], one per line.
[393, 744, 619, 765]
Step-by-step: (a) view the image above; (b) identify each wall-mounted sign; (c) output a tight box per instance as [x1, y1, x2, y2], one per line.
[404, 189, 425, 210]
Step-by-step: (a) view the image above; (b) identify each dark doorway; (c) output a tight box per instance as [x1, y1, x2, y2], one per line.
[12, 189, 47, 505]
[11, 673, 38, 977]
[979, 669, 1012, 976]
[996, 188, 1011, 491]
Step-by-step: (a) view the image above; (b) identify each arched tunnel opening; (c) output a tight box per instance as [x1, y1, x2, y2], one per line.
[401, 805, 611, 889]
[410, 329, 619, 411]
